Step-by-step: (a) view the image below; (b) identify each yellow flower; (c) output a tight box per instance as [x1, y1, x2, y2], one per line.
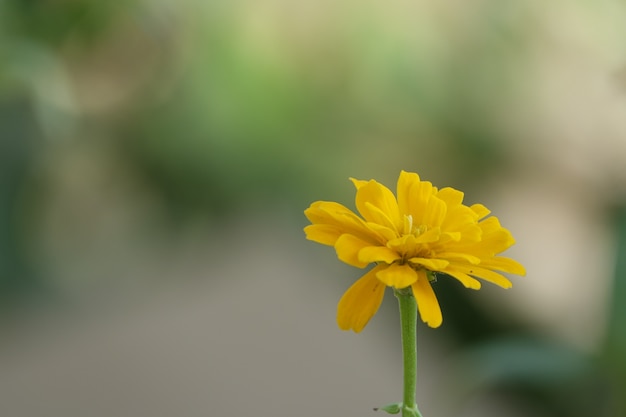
[304, 170, 526, 332]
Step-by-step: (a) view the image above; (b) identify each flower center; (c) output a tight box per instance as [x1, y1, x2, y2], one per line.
[393, 214, 435, 263]
[402, 214, 427, 237]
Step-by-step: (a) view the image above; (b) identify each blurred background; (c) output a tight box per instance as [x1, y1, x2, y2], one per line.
[1, 0, 626, 416]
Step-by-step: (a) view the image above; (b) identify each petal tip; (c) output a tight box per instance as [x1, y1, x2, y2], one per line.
[425, 318, 443, 328]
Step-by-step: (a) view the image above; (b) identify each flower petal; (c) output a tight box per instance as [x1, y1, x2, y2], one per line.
[350, 178, 369, 189]
[304, 201, 382, 246]
[435, 252, 481, 264]
[352, 179, 401, 231]
[408, 257, 449, 271]
[396, 171, 434, 224]
[412, 271, 443, 328]
[471, 203, 491, 220]
[359, 246, 401, 264]
[452, 264, 513, 288]
[413, 227, 441, 244]
[409, 183, 435, 225]
[440, 204, 480, 234]
[436, 187, 464, 206]
[440, 268, 481, 289]
[337, 266, 386, 332]
[335, 234, 372, 268]
[304, 224, 341, 246]
[479, 256, 526, 275]
[475, 220, 516, 255]
[397, 170, 421, 216]
[304, 201, 350, 224]
[365, 222, 398, 242]
[422, 196, 447, 227]
[364, 202, 398, 231]
[376, 264, 418, 288]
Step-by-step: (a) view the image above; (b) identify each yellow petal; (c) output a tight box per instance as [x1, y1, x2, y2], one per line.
[350, 178, 369, 189]
[409, 182, 436, 226]
[411, 271, 443, 328]
[440, 205, 479, 234]
[352, 179, 401, 231]
[408, 257, 449, 271]
[435, 252, 481, 264]
[364, 202, 398, 231]
[413, 227, 441, 244]
[396, 172, 434, 225]
[476, 220, 516, 254]
[376, 264, 418, 288]
[365, 221, 398, 242]
[453, 264, 513, 288]
[304, 201, 382, 246]
[422, 196, 447, 227]
[337, 266, 386, 332]
[471, 203, 491, 219]
[396, 170, 421, 216]
[479, 256, 526, 275]
[387, 234, 419, 257]
[304, 201, 349, 224]
[440, 268, 481, 289]
[304, 224, 341, 246]
[359, 246, 401, 264]
[436, 187, 464, 207]
[438, 231, 461, 243]
[335, 234, 372, 268]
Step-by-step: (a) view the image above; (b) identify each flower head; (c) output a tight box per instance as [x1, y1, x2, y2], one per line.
[304, 170, 525, 332]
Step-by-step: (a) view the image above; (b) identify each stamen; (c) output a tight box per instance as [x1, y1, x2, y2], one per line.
[415, 224, 427, 236]
[403, 214, 413, 235]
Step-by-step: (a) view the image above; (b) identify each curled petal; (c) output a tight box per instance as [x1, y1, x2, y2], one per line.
[376, 264, 418, 289]
[412, 271, 443, 328]
[337, 266, 386, 332]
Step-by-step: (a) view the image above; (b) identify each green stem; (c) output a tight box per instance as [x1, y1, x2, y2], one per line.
[395, 288, 423, 417]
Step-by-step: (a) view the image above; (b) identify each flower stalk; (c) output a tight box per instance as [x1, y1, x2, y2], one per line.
[395, 287, 423, 417]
